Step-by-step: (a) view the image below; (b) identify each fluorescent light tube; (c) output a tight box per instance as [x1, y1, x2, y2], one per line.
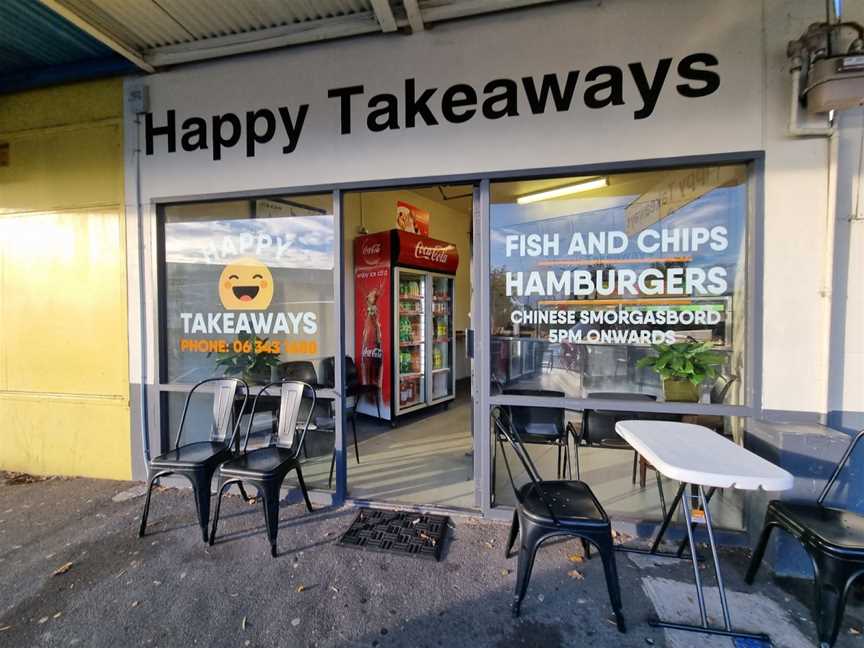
[516, 177, 608, 204]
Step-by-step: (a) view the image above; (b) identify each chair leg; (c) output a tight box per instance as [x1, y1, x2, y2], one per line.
[581, 538, 591, 560]
[745, 520, 776, 584]
[512, 518, 543, 617]
[208, 478, 235, 546]
[190, 471, 213, 543]
[631, 451, 638, 485]
[556, 444, 562, 479]
[639, 456, 647, 488]
[813, 552, 855, 648]
[295, 466, 314, 512]
[596, 536, 626, 632]
[237, 482, 252, 502]
[138, 470, 165, 538]
[328, 449, 336, 489]
[261, 482, 281, 558]
[573, 439, 581, 480]
[505, 509, 520, 559]
[352, 413, 360, 464]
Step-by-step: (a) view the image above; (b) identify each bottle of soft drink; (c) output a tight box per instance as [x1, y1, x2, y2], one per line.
[360, 290, 383, 388]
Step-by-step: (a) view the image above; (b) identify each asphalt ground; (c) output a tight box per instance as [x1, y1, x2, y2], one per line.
[1, 475, 863, 648]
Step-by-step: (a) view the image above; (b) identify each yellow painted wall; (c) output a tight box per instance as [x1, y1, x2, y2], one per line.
[0, 78, 131, 480]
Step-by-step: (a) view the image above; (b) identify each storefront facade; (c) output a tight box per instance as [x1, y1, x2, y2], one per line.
[123, 0, 864, 551]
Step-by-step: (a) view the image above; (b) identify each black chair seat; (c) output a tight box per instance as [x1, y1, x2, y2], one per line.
[769, 501, 864, 559]
[519, 480, 608, 525]
[218, 446, 298, 479]
[150, 441, 231, 469]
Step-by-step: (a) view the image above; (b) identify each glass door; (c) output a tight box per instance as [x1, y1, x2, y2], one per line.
[430, 273, 455, 403]
[395, 268, 427, 414]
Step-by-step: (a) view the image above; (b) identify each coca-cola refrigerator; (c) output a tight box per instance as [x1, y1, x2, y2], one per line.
[354, 229, 459, 423]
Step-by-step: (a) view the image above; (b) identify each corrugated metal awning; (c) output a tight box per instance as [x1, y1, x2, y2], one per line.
[34, 0, 564, 70]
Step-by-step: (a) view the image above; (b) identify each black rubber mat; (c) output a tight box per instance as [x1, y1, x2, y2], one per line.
[337, 508, 449, 561]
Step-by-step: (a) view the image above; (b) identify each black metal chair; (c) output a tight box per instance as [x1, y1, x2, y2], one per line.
[138, 377, 248, 543]
[493, 407, 625, 630]
[209, 380, 315, 557]
[498, 389, 576, 480]
[322, 356, 375, 488]
[577, 393, 674, 517]
[746, 429, 864, 648]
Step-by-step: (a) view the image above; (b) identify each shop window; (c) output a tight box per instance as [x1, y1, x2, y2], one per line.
[160, 195, 335, 385]
[489, 164, 749, 408]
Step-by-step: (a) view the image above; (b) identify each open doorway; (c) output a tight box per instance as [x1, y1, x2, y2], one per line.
[340, 184, 476, 509]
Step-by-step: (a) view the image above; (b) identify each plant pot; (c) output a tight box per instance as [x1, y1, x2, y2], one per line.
[663, 378, 700, 403]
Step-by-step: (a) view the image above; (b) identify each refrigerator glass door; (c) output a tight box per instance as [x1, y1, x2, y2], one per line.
[430, 273, 455, 402]
[395, 268, 427, 413]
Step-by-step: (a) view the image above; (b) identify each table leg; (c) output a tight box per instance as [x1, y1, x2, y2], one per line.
[698, 485, 731, 631]
[616, 482, 690, 559]
[647, 482, 770, 643]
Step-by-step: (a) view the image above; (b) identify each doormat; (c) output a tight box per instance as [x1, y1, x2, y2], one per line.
[337, 508, 449, 561]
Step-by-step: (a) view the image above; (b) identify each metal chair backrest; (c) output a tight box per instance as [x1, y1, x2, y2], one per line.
[502, 389, 566, 435]
[582, 392, 657, 444]
[242, 380, 315, 456]
[818, 428, 864, 505]
[710, 375, 739, 405]
[175, 377, 248, 450]
[280, 360, 318, 385]
[492, 406, 560, 525]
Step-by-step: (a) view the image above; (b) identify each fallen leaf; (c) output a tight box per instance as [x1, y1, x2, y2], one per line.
[330, 586, 339, 593]
[291, 618, 300, 627]
[52, 612, 62, 619]
[38, 617, 48, 624]
[296, 585, 305, 593]
[52, 562, 74, 576]
[500, 569, 511, 576]
[131, 601, 139, 608]
[0, 625, 11, 632]
[241, 616, 247, 630]
[567, 569, 584, 580]
[483, 542, 494, 549]
[850, 627, 861, 635]
[568, 554, 584, 563]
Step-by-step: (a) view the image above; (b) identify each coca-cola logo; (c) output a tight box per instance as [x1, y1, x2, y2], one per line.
[362, 347, 383, 358]
[362, 242, 381, 257]
[414, 242, 449, 264]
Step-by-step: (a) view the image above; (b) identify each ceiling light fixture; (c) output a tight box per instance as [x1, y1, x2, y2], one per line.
[516, 177, 609, 205]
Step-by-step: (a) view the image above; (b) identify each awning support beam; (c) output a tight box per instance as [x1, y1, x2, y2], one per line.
[370, 0, 398, 32]
[38, 0, 154, 73]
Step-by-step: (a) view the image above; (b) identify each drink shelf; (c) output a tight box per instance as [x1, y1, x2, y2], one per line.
[399, 311, 422, 316]
[399, 295, 423, 301]
[433, 337, 452, 344]
[432, 367, 451, 373]
[399, 372, 424, 379]
[400, 341, 423, 347]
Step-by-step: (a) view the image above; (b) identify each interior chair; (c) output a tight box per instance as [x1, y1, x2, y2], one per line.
[577, 393, 673, 517]
[691, 374, 739, 436]
[746, 429, 864, 648]
[498, 389, 576, 480]
[321, 356, 377, 488]
[278, 360, 330, 456]
[493, 407, 625, 630]
[209, 380, 316, 557]
[138, 377, 248, 543]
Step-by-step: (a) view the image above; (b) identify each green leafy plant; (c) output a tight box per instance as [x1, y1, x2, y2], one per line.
[636, 340, 725, 386]
[209, 332, 280, 383]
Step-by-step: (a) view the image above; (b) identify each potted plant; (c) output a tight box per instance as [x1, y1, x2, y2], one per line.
[209, 332, 281, 384]
[636, 340, 725, 402]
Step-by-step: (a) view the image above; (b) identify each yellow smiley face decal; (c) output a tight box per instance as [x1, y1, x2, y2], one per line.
[218, 257, 274, 310]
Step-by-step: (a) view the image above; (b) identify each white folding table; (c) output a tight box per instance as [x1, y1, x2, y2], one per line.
[615, 420, 793, 643]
